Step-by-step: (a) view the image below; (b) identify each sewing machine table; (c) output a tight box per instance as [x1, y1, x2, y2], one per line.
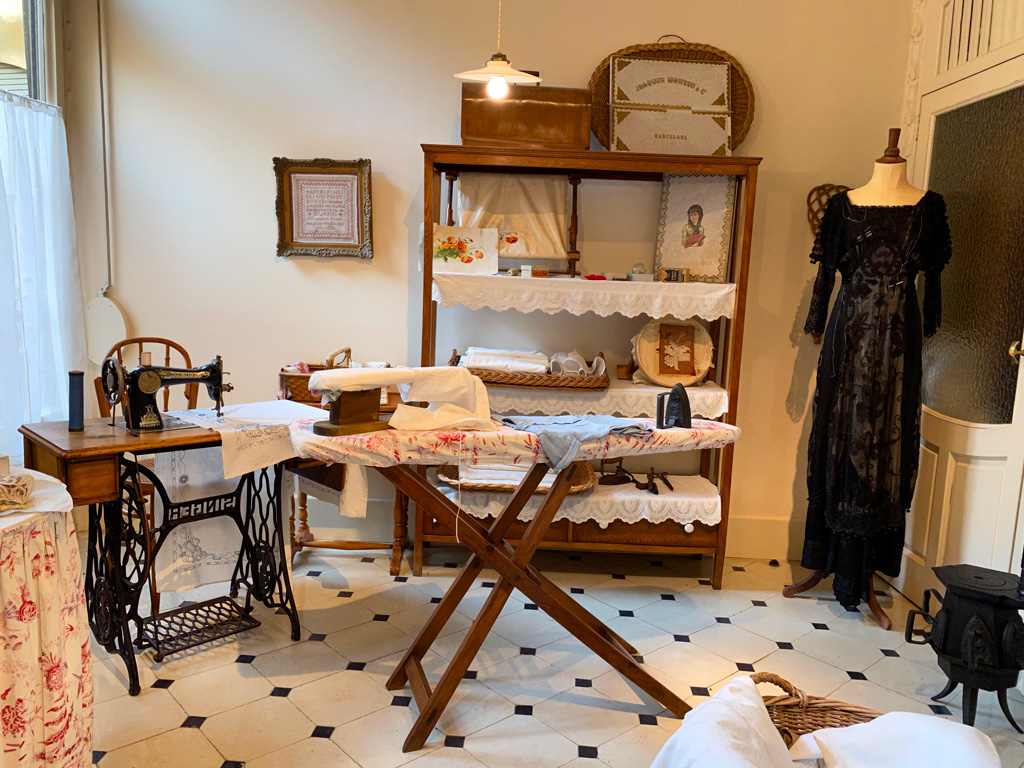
[19, 418, 300, 696]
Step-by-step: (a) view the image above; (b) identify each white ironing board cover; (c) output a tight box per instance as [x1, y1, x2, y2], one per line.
[289, 418, 740, 467]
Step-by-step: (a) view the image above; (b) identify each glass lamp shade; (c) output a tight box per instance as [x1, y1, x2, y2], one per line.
[455, 55, 541, 85]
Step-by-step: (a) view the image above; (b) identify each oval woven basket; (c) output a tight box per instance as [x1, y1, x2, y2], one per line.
[751, 673, 881, 747]
[437, 461, 596, 496]
[448, 351, 609, 392]
[588, 41, 755, 152]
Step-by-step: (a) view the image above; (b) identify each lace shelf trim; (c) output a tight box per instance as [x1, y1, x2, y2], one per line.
[432, 274, 736, 320]
[487, 379, 729, 419]
[438, 474, 721, 528]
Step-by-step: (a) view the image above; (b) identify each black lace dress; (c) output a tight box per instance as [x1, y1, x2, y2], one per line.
[802, 190, 951, 607]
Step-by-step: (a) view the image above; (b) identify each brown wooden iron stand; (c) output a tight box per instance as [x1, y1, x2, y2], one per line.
[377, 461, 691, 752]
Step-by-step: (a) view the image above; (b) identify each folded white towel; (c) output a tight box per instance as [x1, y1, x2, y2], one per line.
[461, 354, 548, 374]
[458, 463, 557, 488]
[466, 347, 545, 360]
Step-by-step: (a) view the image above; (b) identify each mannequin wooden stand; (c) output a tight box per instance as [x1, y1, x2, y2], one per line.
[783, 569, 893, 630]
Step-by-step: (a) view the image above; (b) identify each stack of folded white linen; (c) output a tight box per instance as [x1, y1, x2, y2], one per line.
[457, 463, 558, 488]
[459, 347, 549, 374]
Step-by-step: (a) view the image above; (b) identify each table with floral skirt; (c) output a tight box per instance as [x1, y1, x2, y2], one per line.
[0, 469, 91, 767]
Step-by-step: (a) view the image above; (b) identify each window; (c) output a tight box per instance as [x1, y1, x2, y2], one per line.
[0, 0, 46, 100]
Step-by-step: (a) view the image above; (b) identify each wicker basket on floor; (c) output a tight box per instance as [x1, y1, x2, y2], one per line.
[752, 673, 881, 747]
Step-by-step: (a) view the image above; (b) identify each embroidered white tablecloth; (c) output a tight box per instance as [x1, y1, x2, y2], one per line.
[0, 469, 92, 767]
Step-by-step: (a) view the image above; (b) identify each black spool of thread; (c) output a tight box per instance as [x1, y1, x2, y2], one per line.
[68, 371, 84, 431]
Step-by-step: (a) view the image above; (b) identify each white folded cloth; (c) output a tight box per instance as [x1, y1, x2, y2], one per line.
[792, 711, 999, 768]
[461, 347, 549, 374]
[466, 347, 545, 359]
[461, 354, 548, 374]
[457, 463, 557, 488]
[651, 676, 796, 768]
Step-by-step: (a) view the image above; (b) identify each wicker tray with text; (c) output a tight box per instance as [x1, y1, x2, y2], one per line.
[447, 350, 609, 392]
[437, 462, 597, 496]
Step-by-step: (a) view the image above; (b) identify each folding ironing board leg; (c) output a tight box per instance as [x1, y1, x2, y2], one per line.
[398, 464, 578, 752]
[380, 463, 549, 691]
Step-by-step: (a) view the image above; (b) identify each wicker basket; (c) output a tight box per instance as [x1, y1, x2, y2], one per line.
[436, 461, 597, 496]
[279, 347, 352, 404]
[448, 350, 609, 392]
[588, 41, 755, 152]
[752, 673, 881, 747]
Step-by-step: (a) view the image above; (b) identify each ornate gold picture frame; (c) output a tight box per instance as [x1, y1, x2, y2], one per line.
[273, 157, 373, 259]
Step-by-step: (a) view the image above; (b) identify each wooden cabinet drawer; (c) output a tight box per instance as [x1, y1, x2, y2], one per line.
[571, 519, 718, 548]
[421, 513, 571, 542]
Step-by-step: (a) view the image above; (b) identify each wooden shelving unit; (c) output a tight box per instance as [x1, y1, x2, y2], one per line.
[418, 144, 761, 588]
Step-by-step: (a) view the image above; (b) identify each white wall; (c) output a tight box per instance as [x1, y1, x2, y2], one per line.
[64, 0, 913, 555]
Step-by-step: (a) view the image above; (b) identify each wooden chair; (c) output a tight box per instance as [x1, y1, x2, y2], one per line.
[93, 337, 200, 616]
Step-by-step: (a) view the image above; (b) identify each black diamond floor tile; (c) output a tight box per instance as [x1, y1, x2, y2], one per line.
[673, 634, 690, 643]
[777, 641, 794, 650]
[463, 670, 478, 679]
[575, 678, 592, 687]
[515, 704, 533, 715]
[578, 745, 599, 759]
[638, 713, 658, 726]
[619, 610, 634, 617]
[346, 662, 366, 671]
[690, 686, 710, 697]
[751, 600, 767, 607]
[520, 647, 536, 656]
[92, 752, 105, 765]
[307, 570, 322, 577]
[847, 671, 867, 680]
[270, 687, 291, 697]
[736, 662, 755, 672]
[181, 716, 205, 728]
[337, 591, 353, 598]
[392, 696, 412, 707]
[812, 622, 830, 630]
[235, 655, 255, 664]
[570, 588, 584, 595]
[930, 704, 952, 716]
[881, 649, 899, 657]
[151, 678, 173, 689]
[373, 614, 390, 622]
[660, 594, 675, 601]
[445, 735, 465, 748]
[308, 633, 327, 642]
[716, 617, 731, 624]
[312, 725, 335, 738]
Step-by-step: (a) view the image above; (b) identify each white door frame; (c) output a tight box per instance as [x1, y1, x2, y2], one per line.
[897, 54, 1024, 601]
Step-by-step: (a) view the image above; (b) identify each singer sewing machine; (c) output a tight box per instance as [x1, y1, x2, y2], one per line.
[101, 355, 233, 433]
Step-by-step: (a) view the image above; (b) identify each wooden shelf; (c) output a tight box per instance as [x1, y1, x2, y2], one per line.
[487, 378, 728, 420]
[436, 473, 721, 529]
[431, 273, 737, 320]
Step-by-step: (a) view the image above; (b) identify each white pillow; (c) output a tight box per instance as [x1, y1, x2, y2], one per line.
[811, 711, 999, 768]
[651, 676, 797, 768]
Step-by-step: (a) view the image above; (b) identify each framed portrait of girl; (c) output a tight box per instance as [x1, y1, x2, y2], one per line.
[653, 173, 735, 283]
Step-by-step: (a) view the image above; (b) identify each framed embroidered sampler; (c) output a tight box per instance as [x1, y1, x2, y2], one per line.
[273, 157, 373, 258]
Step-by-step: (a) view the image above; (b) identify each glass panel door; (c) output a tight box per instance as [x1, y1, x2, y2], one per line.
[922, 83, 1024, 424]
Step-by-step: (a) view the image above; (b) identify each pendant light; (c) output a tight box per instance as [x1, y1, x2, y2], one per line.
[455, 0, 541, 99]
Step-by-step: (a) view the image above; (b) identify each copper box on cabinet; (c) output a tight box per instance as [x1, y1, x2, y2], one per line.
[460, 83, 592, 150]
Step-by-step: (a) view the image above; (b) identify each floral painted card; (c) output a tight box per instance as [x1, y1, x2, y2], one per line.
[432, 225, 499, 274]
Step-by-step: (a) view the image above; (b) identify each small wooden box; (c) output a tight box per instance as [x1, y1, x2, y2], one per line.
[461, 83, 592, 150]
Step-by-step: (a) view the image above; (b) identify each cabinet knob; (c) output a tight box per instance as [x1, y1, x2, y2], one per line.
[684, 523, 695, 534]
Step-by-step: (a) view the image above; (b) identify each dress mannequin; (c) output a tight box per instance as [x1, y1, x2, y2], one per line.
[789, 129, 928, 630]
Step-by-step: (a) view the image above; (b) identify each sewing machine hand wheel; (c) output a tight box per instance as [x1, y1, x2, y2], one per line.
[101, 357, 126, 407]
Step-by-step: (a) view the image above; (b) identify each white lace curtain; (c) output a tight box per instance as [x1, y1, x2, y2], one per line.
[0, 91, 86, 460]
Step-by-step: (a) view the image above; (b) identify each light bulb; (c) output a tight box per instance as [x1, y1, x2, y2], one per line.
[486, 75, 509, 99]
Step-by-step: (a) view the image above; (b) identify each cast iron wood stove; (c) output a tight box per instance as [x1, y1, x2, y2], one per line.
[906, 564, 1024, 731]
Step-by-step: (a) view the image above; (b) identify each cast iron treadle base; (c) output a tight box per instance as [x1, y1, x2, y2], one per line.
[137, 597, 260, 661]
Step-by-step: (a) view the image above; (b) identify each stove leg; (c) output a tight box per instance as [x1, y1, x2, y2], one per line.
[962, 686, 979, 727]
[998, 688, 1024, 734]
[931, 678, 958, 701]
